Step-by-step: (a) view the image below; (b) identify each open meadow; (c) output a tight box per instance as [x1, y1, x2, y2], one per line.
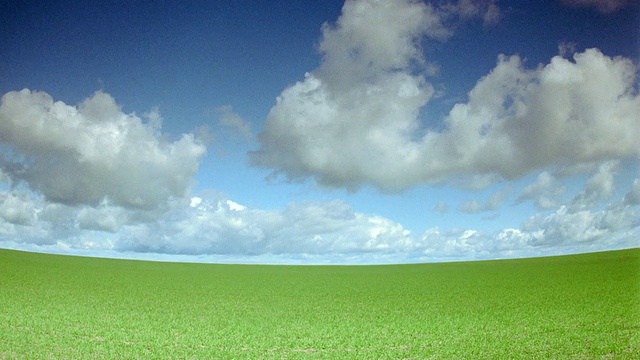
[1, 248, 638, 358]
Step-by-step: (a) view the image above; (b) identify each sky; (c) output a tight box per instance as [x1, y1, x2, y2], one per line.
[0, 0, 639, 264]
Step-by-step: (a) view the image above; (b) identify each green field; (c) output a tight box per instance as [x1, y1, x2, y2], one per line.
[1, 248, 638, 359]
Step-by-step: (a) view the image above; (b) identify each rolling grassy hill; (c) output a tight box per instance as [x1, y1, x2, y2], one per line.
[1, 248, 638, 358]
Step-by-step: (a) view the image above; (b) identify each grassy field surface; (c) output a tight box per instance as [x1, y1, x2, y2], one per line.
[1, 248, 638, 358]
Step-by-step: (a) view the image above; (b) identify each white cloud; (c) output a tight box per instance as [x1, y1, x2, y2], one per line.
[251, 0, 640, 192]
[226, 200, 246, 211]
[0, 89, 207, 210]
[250, 0, 484, 190]
[189, 196, 202, 208]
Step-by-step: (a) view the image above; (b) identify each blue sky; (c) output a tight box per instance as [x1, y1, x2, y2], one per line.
[0, 0, 639, 264]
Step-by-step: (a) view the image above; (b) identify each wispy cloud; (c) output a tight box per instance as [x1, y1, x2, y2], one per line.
[560, 0, 632, 13]
[216, 105, 252, 141]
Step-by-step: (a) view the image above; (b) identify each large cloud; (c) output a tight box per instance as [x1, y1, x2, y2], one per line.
[250, 0, 640, 192]
[0, 89, 206, 210]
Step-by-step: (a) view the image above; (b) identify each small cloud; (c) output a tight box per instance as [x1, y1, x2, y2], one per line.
[225, 200, 245, 212]
[216, 105, 252, 141]
[560, 0, 632, 13]
[483, 2, 501, 26]
[459, 199, 482, 214]
[458, 186, 509, 214]
[433, 201, 448, 214]
[190, 196, 202, 208]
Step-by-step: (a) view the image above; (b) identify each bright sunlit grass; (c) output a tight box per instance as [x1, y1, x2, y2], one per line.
[1, 248, 638, 358]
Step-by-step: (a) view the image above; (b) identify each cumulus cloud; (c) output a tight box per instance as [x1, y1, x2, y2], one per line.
[0, 89, 207, 210]
[251, 0, 640, 192]
[251, 0, 502, 190]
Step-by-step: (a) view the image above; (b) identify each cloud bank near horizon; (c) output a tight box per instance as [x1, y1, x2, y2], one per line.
[0, 162, 638, 263]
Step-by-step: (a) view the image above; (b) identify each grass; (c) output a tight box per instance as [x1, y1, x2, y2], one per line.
[0, 248, 638, 358]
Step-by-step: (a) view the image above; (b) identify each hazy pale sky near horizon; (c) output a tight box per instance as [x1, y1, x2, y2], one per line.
[0, 0, 639, 264]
